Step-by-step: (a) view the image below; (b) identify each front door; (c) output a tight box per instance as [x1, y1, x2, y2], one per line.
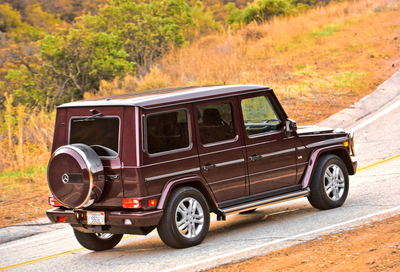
[239, 93, 297, 195]
[194, 98, 247, 202]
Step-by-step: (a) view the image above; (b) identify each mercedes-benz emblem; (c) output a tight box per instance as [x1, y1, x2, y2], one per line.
[62, 174, 70, 184]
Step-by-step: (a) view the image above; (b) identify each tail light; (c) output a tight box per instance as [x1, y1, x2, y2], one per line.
[148, 199, 157, 207]
[123, 198, 141, 208]
[48, 196, 62, 207]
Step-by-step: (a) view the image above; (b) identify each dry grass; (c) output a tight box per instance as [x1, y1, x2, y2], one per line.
[0, 93, 55, 174]
[0, 94, 54, 226]
[118, 0, 400, 123]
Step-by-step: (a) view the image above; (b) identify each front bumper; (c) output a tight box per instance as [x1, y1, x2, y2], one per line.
[351, 159, 358, 175]
[46, 208, 163, 228]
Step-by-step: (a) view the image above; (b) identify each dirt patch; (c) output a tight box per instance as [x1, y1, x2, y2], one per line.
[0, 173, 50, 227]
[209, 214, 400, 271]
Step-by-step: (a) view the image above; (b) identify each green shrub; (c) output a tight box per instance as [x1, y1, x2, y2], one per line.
[226, 0, 336, 27]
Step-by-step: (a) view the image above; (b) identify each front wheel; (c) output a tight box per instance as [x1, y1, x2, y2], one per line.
[157, 187, 210, 249]
[308, 154, 349, 210]
[73, 229, 123, 251]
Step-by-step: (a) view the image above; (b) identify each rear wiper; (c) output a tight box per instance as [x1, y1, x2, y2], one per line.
[73, 113, 104, 122]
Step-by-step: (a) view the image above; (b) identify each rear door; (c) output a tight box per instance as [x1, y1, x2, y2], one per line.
[139, 105, 200, 197]
[193, 98, 247, 202]
[239, 93, 297, 195]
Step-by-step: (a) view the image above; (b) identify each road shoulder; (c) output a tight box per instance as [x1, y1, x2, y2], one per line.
[209, 213, 400, 271]
[318, 70, 400, 130]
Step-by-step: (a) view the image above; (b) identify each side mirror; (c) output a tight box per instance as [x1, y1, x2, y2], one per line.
[285, 118, 297, 137]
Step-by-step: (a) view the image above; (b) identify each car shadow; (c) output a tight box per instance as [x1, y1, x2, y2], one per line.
[84, 199, 320, 258]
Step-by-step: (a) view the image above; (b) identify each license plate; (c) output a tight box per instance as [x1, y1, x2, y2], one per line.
[87, 211, 105, 225]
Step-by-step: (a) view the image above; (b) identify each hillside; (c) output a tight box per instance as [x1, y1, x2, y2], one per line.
[0, 0, 399, 226]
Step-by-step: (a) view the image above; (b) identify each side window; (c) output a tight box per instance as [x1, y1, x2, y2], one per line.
[146, 109, 190, 154]
[241, 96, 283, 137]
[197, 102, 236, 145]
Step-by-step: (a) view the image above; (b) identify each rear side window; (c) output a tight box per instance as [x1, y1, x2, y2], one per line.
[197, 102, 236, 145]
[146, 109, 190, 154]
[70, 117, 120, 157]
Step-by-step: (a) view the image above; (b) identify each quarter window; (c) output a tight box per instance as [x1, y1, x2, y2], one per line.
[241, 96, 283, 137]
[197, 102, 235, 145]
[146, 109, 190, 154]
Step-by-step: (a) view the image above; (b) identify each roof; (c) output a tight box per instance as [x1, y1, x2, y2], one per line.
[57, 84, 272, 109]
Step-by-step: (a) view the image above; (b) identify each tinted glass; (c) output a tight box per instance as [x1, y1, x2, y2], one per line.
[147, 109, 190, 154]
[241, 96, 283, 136]
[197, 102, 235, 145]
[70, 117, 119, 156]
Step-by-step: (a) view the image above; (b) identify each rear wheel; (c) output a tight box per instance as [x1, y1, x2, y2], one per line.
[73, 229, 123, 251]
[308, 154, 349, 210]
[157, 187, 210, 249]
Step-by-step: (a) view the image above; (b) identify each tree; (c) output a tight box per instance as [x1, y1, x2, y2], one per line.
[97, 0, 193, 69]
[1, 0, 195, 107]
[39, 0, 193, 102]
[0, 4, 63, 107]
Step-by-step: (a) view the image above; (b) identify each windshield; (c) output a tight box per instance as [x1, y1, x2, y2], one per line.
[69, 117, 120, 157]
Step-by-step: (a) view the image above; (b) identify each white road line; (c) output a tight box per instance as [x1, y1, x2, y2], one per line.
[0, 229, 70, 251]
[162, 205, 400, 272]
[348, 98, 400, 133]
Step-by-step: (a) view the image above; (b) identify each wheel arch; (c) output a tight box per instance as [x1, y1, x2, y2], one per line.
[302, 145, 355, 188]
[157, 175, 218, 213]
[329, 148, 356, 175]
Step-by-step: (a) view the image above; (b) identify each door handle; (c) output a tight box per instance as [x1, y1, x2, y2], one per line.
[201, 164, 217, 171]
[248, 155, 262, 162]
[99, 174, 120, 180]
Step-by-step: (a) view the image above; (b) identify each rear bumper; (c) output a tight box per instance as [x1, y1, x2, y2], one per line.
[46, 208, 163, 228]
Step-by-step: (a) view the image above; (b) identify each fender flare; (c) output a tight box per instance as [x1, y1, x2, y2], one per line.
[301, 144, 356, 189]
[156, 174, 218, 211]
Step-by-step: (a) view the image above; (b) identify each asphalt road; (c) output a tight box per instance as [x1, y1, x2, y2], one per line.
[1, 71, 400, 272]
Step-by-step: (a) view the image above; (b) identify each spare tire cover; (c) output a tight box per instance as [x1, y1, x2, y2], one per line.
[47, 144, 104, 209]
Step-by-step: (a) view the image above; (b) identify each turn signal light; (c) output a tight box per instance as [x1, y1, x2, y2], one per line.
[123, 198, 141, 208]
[343, 141, 349, 147]
[148, 199, 157, 207]
[48, 196, 62, 206]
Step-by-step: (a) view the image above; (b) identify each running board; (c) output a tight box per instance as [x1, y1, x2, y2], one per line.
[216, 189, 310, 221]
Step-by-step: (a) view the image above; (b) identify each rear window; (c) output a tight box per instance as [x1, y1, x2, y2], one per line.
[69, 117, 120, 157]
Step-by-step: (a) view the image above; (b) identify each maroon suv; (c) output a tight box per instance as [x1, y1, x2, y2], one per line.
[46, 85, 357, 251]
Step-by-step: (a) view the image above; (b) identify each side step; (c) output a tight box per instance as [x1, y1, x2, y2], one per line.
[216, 188, 310, 221]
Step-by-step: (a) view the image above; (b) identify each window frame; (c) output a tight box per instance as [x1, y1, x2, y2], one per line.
[144, 108, 192, 157]
[68, 115, 121, 159]
[240, 94, 285, 139]
[196, 101, 238, 146]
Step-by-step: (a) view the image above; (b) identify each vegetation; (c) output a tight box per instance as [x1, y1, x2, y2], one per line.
[226, 0, 335, 27]
[0, 0, 346, 109]
[0, 0, 196, 106]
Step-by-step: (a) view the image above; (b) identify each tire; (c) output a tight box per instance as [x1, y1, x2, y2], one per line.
[157, 187, 210, 249]
[73, 229, 123, 251]
[239, 209, 257, 214]
[308, 154, 349, 210]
